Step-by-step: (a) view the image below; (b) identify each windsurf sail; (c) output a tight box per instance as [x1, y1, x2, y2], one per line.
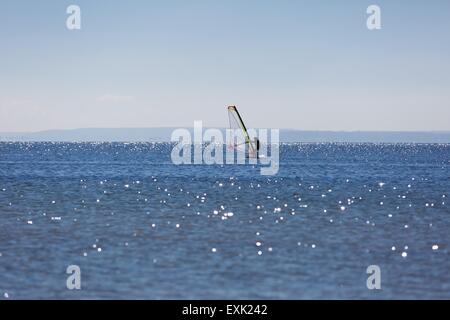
[227, 105, 257, 157]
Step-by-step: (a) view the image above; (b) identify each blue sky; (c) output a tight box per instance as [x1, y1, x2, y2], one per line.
[1, 0, 449, 132]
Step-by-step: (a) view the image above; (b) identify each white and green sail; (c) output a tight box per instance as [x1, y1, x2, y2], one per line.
[227, 105, 257, 157]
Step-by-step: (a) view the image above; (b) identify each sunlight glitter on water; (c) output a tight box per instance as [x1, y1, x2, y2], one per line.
[1, 142, 449, 299]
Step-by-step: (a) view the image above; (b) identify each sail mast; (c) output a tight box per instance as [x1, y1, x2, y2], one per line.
[227, 105, 256, 155]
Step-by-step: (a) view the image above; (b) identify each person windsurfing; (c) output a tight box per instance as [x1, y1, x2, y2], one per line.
[228, 105, 259, 159]
[254, 137, 260, 159]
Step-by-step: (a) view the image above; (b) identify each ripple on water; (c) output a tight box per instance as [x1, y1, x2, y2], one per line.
[1, 142, 450, 299]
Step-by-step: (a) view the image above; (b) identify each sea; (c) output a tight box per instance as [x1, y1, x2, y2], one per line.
[0, 142, 449, 299]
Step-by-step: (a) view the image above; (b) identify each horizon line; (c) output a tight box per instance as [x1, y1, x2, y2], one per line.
[2, 127, 450, 134]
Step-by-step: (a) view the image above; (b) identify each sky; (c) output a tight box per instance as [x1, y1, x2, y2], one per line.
[1, 0, 450, 132]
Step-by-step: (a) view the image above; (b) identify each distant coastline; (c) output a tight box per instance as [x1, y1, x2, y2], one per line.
[1, 128, 450, 143]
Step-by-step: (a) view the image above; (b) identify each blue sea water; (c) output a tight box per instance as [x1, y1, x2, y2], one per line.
[0, 142, 449, 299]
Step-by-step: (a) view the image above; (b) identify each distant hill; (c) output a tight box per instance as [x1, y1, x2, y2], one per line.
[1, 128, 450, 143]
[0, 128, 175, 143]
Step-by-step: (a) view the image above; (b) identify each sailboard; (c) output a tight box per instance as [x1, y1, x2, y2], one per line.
[227, 105, 258, 158]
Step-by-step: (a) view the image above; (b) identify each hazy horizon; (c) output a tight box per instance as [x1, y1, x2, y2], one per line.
[2, 127, 450, 143]
[2, 126, 450, 134]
